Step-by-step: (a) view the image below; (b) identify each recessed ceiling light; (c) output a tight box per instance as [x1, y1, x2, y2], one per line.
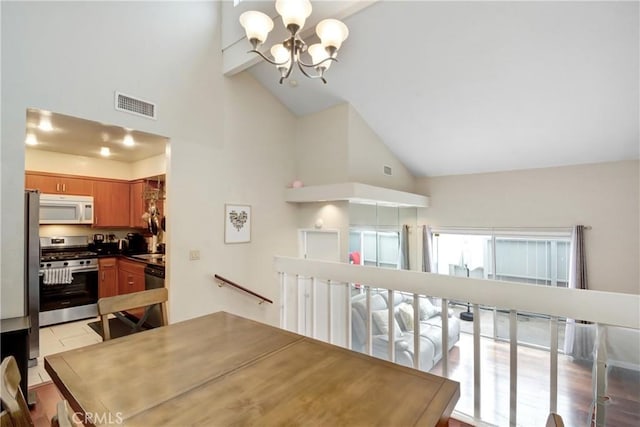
[123, 134, 134, 147]
[25, 134, 38, 146]
[100, 147, 111, 157]
[38, 116, 53, 132]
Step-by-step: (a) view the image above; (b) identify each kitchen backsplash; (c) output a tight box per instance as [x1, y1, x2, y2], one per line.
[39, 225, 143, 241]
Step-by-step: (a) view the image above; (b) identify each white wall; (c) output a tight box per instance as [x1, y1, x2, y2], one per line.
[294, 103, 419, 191]
[295, 103, 349, 186]
[416, 160, 640, 294]
[1, 2, 298, 324]
[131, 154, 167, 180]
[347, 105, 416, 192]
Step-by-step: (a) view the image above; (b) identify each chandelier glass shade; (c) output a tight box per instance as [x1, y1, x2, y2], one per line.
[239, 0, 349, 84]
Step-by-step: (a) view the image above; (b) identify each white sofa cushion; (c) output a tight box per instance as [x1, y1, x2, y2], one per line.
[397, 303, 415, 331]
[371, 309, 403, 337]
[418, 298, 439, 320]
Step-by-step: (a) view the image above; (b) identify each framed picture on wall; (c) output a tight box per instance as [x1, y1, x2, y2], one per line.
[224, 204, 251, 244]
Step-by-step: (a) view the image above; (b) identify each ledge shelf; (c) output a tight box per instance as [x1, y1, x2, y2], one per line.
[284, 182, 429, 208]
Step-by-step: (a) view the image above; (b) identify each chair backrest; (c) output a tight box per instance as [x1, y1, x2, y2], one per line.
[0, 356, 33, 427]
[50, 400, 74, 427]
[98, 288, 168, 340]
[546, 413, 565, 427]
[1, 409, 15, 427]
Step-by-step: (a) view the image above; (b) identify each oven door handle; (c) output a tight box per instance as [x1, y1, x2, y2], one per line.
[67, 267, 99, 273]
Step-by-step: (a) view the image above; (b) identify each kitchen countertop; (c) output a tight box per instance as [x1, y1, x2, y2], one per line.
[98, 253, 165, 268]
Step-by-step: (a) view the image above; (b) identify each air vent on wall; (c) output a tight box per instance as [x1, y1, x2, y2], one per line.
[383, 165, 393, 176]
[115, 92, 157, 119]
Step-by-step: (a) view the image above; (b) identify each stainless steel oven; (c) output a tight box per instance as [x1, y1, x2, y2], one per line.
[39, 236, 99, 326]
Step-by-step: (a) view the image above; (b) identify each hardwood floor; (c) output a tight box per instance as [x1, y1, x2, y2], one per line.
[28, 381, 66, 427]
[430, 332, 640, 426]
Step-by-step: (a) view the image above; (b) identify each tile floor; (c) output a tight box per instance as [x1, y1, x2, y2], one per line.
[28, 317, 103, 386]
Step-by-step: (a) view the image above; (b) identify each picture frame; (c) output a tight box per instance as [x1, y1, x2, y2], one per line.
[224, 204, 251, 244]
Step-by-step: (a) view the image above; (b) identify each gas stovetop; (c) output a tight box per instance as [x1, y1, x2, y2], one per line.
[40, 236, 98, 264]
[40, 251, 98, 262]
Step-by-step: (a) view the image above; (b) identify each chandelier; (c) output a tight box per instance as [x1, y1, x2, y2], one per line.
[239, 0, 349, 84]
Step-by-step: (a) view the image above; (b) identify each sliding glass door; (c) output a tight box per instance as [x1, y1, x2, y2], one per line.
[432, 229, 570, 350]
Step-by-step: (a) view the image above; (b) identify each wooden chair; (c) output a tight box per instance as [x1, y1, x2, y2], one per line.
[1, 410, 15, 427]
[0, 356, 32, 427]
[50, 401, 73, 427]
[546, 412, 565, 427]
[98, 288, 168, 340]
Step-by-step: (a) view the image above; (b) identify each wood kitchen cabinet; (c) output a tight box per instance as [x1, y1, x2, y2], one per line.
[98, 257, 118, 298]
[117, 259, 146, 295]
[129, 180, 147, 228]
[93, 179, 130, 227]
[25, 172, 92, 196]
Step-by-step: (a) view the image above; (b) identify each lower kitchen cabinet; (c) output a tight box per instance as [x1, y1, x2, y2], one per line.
[98, 257, 118, 298]
[117, 259, 145, 295]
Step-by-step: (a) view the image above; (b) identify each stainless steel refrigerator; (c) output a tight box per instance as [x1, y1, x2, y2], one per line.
[25, 189, 40, 363]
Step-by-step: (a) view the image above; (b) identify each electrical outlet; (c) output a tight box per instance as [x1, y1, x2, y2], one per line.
[189, 250, 200, 260]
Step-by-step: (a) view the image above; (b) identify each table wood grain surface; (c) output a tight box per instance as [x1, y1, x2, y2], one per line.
[45, 312, 459, 426]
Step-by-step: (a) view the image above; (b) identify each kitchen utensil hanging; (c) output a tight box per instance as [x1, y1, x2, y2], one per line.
[147, 201, 160, 236]
[149, 215, 158, 235]
[143, 176, 165, 203]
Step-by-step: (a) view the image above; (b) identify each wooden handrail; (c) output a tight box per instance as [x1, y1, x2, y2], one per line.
[213, 274, 273, 305]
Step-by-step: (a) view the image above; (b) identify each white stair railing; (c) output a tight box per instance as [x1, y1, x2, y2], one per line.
[275, 256, 640, 426]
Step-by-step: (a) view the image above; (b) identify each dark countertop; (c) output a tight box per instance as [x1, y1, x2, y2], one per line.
[98, 253, 165, 269]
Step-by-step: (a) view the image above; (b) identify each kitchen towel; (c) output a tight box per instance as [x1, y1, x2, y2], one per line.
[43, 267, 74, 285]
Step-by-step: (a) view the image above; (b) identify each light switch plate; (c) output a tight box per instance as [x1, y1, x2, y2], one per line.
[189, 250, 200, 260]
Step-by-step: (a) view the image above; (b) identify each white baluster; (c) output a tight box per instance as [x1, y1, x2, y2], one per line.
[388, 289, 395, 363]
[327, 279, 332, 344]
[310, 277, 317, 338]
[550, 316, 558, 414]
[295, 274, 301, 334]
[509, 310, 518, 427]
[474, 303, 481, 419]
[413, 294, 420, 370]
[346, 282, 352, 349]
[366, 286, 372, 356]
[280, 272, 287, 329]
[441, 298, 449, 377]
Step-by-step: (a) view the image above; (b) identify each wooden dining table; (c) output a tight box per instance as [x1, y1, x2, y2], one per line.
[45, 311, 459, 426]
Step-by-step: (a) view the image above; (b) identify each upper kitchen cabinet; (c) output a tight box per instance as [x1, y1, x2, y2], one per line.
[130, 180, 146, 228]
[93, 179, 130, 227]
[26, 172, 92, 196]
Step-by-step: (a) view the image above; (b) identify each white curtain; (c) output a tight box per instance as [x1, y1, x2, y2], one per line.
[564, 225, 594, 358]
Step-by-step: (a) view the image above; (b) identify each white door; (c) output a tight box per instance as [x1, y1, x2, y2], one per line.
[299, 230, 340, 261]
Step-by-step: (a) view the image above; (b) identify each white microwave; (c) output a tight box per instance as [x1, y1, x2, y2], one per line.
[39, 194, 94, 224]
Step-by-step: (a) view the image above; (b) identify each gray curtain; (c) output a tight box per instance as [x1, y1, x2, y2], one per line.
[399, 224, 410, 270]
[421, 225, 432, 273]
[564, 225, 593, 358]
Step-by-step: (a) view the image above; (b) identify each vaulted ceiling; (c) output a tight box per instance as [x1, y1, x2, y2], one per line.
[233, 1, 639, 177]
